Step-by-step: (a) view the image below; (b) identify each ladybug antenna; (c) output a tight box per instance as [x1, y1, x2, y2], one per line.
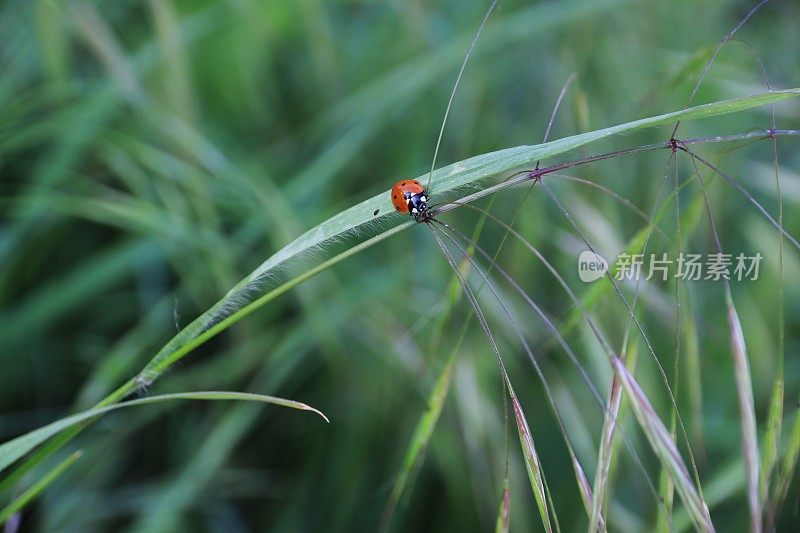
[426, 0, 498, 194]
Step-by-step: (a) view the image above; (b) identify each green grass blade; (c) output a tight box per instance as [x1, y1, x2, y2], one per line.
[34, 0, 70, 82]
[0, 392, 327, 476]
[139, 224, 410, 383]
[146, 0, 195, 122]
[672, 460, 743, 533]
[510, 391, 552, 533]
[761, 364, 783, 502]
[611, 357, 714, 532]
[266, 90, 800, 282]
[0, 225, 406, 496]
[0, 450, 82, 526]
[656, 456, 675, 533]
[3, 90, 794, 523]
[573, 454, 595, 526]
[380, 351, 456, 530]
[142, 89, 800, 393]
[495, 478, 510, 533]
[590, 377, 622, 533]
[129, 326, 327, 533]
[725, 294, 761, 533]
[683, 302, 705, 451]
[772, 398, 800, 511]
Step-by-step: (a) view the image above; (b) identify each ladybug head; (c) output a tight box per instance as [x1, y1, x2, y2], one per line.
[406, 190, 428, 220]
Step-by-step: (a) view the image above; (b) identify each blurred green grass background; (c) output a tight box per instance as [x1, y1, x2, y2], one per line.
[1, 0, 799, 531]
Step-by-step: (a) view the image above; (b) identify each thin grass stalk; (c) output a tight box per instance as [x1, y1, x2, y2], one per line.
[683, 149, 762, 531]
[381, 195, 503, 529]
[677, 148, 799, 252]
[434, 220, 595, 521]
[762, 90, 785, 524]
[669, 0, 771, 137]
[426, 0, 497, 191]
[427, 226, 554, 533]
[539, 179, 706, 495]
[444, 202, 669, 510]
[592, 151, 676, 533]
[550, 174, 669, 237]
[657, 152, 685, 533]
[436, 218, 688, 526]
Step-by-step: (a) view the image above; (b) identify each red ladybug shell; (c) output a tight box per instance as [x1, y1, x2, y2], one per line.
[391, 179, 426, 214]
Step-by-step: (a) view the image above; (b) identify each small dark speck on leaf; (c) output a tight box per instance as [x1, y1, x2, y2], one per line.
[373, 209, 379, 216]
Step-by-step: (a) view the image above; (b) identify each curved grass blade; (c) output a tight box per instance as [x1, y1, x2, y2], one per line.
[5, 91, 797, 505]
[0, 225, 407, 497]
[142, 90, 800, 386]
[130, 325, 336, 533]
[0, 392, 327, 476]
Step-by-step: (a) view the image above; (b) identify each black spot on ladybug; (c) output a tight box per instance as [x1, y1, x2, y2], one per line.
[402, 182, 406, 186]
[373, 209, 379, 216]
[393, 195, 397, 199]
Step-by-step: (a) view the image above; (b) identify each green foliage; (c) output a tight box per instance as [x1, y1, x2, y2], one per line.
[2, 0, 799, 531]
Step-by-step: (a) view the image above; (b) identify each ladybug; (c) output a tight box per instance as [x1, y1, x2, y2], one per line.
[391, 179, 428, 220]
